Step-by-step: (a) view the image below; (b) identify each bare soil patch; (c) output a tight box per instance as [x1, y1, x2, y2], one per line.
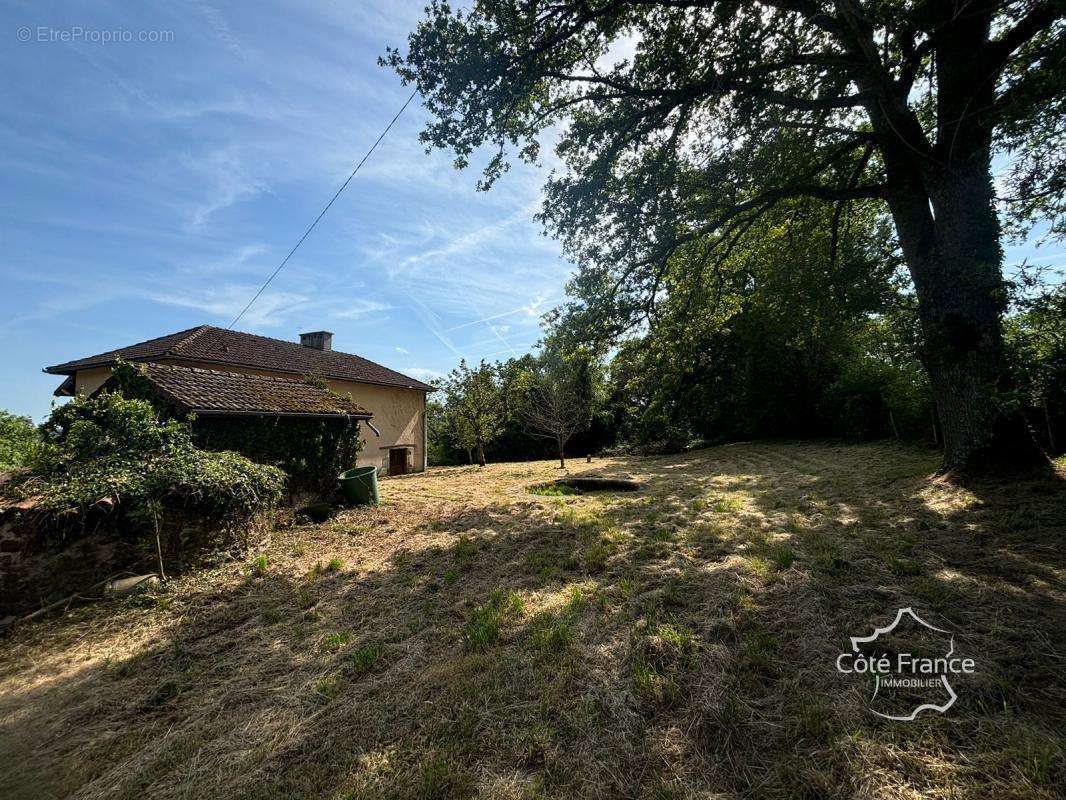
[1, 442, 1063, 799]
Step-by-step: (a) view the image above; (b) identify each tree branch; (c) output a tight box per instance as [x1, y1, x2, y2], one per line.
[986, 0, 1063, 72]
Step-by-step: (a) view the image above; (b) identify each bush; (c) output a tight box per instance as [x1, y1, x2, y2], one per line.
[0, 410, 38, 469]
[5, 391, 284, 539]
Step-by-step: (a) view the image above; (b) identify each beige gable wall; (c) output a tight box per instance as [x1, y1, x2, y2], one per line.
[326, 378, 426, 473]
[74, 366, 114, 396]
[72, 361, 427, 473]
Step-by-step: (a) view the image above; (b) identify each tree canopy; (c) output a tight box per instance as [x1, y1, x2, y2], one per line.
[438, 360, 507, 465]
[388, 0, 1064, 473]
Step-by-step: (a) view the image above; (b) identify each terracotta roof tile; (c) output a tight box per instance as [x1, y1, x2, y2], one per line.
[45, 325, 434, 391]
[102, 363, 372, 418]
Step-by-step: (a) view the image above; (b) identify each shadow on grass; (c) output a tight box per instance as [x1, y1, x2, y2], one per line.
[1, 441, 1063, 800]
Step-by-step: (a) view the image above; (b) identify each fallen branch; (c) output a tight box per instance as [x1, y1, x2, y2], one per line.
[0, 571, 159, 634]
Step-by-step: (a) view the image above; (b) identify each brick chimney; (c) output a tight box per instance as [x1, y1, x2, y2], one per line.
[299, 331, 333, 351]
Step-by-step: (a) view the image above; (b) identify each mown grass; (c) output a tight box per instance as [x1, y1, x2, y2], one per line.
[0, 442, 1062, 800]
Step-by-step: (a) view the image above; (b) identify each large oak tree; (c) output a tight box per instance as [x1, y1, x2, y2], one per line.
[386, 0, 1064, 472]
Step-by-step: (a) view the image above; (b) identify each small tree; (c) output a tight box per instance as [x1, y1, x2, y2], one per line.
[519, 353, 594, 468]
[440, 360, 505, 466]
[0, 410, 38, 469]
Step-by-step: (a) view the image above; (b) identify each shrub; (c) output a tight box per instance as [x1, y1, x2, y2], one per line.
[4, 391, 284, 542]
[0, 410, 38, 469]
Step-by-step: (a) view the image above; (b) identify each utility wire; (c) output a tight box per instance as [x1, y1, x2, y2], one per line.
[228, 87, 419, 329]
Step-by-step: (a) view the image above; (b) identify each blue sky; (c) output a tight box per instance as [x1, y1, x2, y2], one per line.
[0, 1, 1060, 421]
[1, 1, 571, 420]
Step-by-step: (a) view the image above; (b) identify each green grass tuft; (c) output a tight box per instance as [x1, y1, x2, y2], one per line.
[527, 482, 581, 496]
[454, 534, 477, 565]
[349, 643, 383, 678]
[250, 553, 269, 575]
[770, 544, 795, 569]
[462, 589, 524, 652]
[633, 658, 677, 705]
[321, 630, 351, 653]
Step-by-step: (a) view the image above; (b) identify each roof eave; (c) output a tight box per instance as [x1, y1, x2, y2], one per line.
[52, 375, 76, 397]
[44, 355, 152, 376]
[191, 409, 373, 420]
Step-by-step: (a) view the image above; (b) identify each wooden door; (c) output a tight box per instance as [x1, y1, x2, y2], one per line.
[389, 448, 408, 475]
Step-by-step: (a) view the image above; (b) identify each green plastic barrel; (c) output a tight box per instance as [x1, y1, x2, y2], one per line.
[338, 465, 380, 505]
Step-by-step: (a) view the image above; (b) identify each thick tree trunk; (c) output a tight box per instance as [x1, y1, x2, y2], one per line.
[557, 435, 566, 469]
[476, 441, 486, 467]
[887, 149, 1046, 473]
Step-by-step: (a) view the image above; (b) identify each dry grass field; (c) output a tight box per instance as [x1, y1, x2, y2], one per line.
[0, 441, 1063, 800]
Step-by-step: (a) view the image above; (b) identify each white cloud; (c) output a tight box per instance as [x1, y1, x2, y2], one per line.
[444, 293, 562, 332]
[139, 284, 310, 328]
[185, 147, 272, 231]
[401, 366, 442, 382]
[332, 299, 394, 318]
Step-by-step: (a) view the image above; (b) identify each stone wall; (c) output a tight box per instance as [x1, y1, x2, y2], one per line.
[0, 503, 272, 618]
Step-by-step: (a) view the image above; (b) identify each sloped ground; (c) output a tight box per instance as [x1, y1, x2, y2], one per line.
[0, 442, 1063, 800]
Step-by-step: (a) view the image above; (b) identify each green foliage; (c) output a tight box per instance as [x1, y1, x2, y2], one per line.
[436, 360, 506, 465]
[1005, 280, 1066, 454]
[390, 0, 1063, 469]
[4, 390, 284, 536]
[515, 349, 597, 465]
[0, 410, 38, 469]
[192, 414, 362, 497]
[430, 350, 612, 466]
[388, 1, 1061, 319]
[594, 201, 930, 448]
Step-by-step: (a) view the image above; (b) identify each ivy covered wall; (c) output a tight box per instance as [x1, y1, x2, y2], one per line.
[192, 415, 363, 499]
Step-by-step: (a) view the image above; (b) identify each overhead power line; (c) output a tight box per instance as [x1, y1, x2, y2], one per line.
[228, 86, 419, 329]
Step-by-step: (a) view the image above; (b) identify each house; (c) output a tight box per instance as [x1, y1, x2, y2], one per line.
[44, 325, 434, 475]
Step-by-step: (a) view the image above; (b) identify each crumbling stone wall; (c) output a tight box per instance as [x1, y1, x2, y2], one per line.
[0, 504, 272, 618]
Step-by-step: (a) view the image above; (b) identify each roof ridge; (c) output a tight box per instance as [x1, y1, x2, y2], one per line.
[166, 324, 212, 355]
[196, 325, 383, 367]
[110, 324, 207, 355]
[193, 326, 432, 389]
